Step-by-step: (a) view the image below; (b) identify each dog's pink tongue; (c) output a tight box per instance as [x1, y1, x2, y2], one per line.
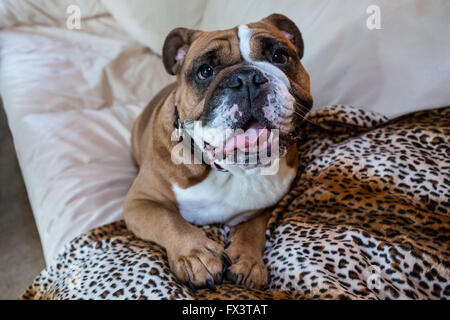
[224, 120, 270, 153]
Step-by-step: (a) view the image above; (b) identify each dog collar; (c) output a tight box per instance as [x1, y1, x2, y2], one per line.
[173, 103, 228, 173]
[173, 103, 183, 141]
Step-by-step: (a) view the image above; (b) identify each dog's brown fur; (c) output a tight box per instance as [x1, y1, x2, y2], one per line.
[124, 14, 311, 290]
[124, 81, 280, 288]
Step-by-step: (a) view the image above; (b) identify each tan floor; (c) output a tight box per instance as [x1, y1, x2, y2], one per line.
[0, 99, 46, 300]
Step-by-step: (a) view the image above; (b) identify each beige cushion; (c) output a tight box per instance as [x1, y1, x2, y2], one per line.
[0, 22, 172, 262]
[101, 0, 207, 55]
[0, 0, 107, 28]
[97, 0, 450, 118]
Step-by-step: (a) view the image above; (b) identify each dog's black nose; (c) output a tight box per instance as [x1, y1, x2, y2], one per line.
[224, 68, 268, 92]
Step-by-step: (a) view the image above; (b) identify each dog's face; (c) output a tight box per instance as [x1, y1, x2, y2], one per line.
[163, 14, 313, 174]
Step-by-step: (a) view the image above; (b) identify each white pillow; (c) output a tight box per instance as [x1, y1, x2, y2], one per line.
[0, 25, 172, 262]
[0, 0, 107, 29]
[200, 0, 450, 118]
[101, 0, 207, 56]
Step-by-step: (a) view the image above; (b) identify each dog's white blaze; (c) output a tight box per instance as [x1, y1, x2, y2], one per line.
[172, 157, 296, 226]
[238, 25, 291, 88]
[238, 25, 252, 61]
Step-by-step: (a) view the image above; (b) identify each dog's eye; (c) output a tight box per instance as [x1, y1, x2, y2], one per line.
[272, 49, 289, 64]
[197, 64, 214, 80]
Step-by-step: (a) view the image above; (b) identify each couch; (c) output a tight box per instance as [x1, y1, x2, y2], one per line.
[1, 0, 449, 300]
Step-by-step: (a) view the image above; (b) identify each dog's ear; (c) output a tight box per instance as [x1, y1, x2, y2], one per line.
[262, 14, 304, 59]
[163, 28, 198, 75]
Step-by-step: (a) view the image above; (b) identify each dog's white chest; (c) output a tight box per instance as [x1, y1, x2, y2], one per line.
[172, 159, 296, 226]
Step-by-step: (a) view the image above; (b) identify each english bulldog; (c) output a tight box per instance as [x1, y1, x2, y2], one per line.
[124, 14, 313, 290]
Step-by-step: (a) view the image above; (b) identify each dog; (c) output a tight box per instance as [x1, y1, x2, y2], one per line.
[124, 14, 313, 290]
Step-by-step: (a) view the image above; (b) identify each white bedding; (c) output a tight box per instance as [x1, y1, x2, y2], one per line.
[0, 19, 172, 263]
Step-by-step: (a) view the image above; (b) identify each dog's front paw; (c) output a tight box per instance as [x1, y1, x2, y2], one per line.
[224, 245, 268, 290]
[167, 235, 225, 290]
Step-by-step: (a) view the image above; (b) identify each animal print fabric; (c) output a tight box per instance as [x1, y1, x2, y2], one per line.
[21, 105, 449, 300]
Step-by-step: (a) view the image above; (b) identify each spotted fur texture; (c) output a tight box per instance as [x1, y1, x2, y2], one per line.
[21, 105, 449, 300]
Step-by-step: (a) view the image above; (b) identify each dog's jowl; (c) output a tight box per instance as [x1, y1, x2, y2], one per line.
[124, 14, 313, 290]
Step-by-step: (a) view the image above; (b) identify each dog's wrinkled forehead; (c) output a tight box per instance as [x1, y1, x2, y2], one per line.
[186, 30, 241, 71]
[183, 23, 296, 75]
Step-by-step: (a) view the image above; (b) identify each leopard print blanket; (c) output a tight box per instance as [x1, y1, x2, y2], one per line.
[21, 105, 449, 300]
